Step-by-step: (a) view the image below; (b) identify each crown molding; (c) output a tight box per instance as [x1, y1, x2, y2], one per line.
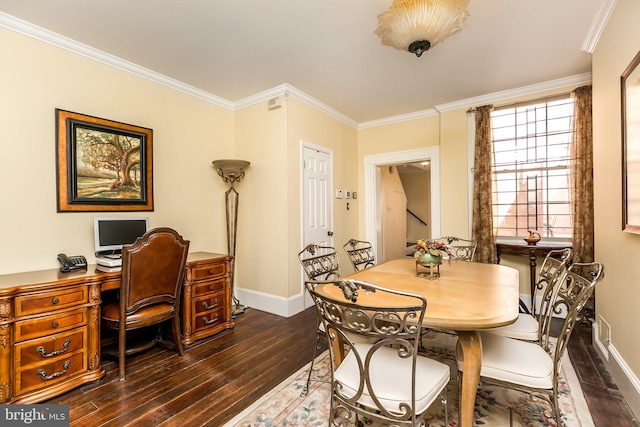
[0, 12, 234, 109]
[434, 72, 592, 113]
[358, 108, 439, 129]
[582, 0, 618, 53]
[0, 11, 596, 129]
[234, 83, 359, 128]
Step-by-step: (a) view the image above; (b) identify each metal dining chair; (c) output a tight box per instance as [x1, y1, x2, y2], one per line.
[485, 248, 573, 342]
[456, 261, 604, 426]
[297, 243, 342, 396]
[306, 278, 450, 427]
[343, 239, 376, 272]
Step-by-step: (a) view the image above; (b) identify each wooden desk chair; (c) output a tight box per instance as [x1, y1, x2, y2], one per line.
[343, 239, 376, 272]
[306, 279, 449, 427]
[102, 227, 190, 380]
[457, 261, 604, 426]
[297, 244, 342, 396]
[485, 248, 573, 342]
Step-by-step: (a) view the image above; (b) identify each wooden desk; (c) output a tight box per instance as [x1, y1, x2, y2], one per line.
[496, 241, 571, 302]
[344, 258, 519, 427]
[0, 252, 232, 404]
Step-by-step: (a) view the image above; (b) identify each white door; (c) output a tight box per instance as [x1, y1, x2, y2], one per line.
[302, 144, 333, 308]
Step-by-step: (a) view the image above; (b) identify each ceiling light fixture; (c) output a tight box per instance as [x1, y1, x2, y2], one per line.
[375, 0, 470, 57]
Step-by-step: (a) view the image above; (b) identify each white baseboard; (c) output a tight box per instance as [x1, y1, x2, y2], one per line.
[235, 287, 305, 318]
[593, 322, 640, 419]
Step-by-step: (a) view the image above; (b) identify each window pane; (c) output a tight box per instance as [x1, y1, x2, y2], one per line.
[490, 96, 575, 239]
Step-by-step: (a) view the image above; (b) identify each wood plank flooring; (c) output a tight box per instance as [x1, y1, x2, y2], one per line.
[49, 307, 638, 426]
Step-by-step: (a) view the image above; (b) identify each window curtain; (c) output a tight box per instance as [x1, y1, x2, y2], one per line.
[571, 86, 594, 263]
[471, 105, 497, 263]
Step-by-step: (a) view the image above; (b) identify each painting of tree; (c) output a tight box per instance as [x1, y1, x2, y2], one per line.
[56, 109, 153, 212]
[75, 128, 142, 199]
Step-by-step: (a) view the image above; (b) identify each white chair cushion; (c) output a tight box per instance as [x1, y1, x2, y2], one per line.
[484, 313, 539, 341]
[456, 332, 553, 389]
[335, 343, 450, 415]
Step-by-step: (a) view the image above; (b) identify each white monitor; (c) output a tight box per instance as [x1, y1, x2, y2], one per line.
[93, 217, 149, 254]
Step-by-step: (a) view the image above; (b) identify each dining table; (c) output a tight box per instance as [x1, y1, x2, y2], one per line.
[340, 257, 520, 427]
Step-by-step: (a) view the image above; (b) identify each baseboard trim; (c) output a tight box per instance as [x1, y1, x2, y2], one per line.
[593, 323, 640, 420]
[235, 287, 304, 318]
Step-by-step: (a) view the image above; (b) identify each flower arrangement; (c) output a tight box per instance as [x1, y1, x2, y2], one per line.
[413, 239, 453, 259]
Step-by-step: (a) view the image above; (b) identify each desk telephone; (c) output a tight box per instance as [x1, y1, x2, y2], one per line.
[57, 253, 88, 272]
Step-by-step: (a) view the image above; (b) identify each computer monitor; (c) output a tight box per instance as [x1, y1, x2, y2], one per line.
[94, 217, 150, 255]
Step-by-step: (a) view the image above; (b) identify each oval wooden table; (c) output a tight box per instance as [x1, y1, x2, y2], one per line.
[341, 258, 519, 427]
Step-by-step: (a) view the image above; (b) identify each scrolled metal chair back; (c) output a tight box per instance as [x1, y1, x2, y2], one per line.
[343, 239, 376, 271]
[539, 262, 604, 364]
[298, 243, 342, 280]
[432, 236, 477, 261]
[305, 279, 428, 426]
[532, 248, 573, 319]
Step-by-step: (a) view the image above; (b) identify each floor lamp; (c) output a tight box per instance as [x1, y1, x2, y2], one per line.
[212, 159, 250, 317]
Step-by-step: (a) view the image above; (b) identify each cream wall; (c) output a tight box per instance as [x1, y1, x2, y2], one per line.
[592, 0, 640, 413]
[0, 28, 234, 275]
[234, 95, 358, 315]
[286, 97, 359, 290]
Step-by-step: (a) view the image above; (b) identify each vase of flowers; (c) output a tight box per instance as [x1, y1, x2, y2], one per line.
[414, 239, 452, 266]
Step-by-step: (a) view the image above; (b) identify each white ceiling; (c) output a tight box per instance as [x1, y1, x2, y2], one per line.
[0, 0, 604, 124]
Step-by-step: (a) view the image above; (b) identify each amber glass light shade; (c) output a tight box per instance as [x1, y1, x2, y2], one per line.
[375, 0, 470, 57]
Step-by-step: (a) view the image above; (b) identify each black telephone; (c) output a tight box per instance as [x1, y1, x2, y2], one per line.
[57, 253, 88, 272]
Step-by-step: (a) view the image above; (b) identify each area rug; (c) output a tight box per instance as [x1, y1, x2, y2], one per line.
[224, 331, 594, 427]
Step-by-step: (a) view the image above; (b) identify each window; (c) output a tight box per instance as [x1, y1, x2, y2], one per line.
[491, 96, 575, 239]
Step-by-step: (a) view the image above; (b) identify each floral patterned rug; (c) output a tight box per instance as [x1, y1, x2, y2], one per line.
[224, 331, 594, 427]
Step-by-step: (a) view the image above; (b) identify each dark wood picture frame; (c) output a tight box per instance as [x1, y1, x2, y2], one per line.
[56, 109, 154, 212]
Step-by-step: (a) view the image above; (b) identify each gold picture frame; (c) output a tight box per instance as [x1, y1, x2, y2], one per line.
[56, 109, 153, 212]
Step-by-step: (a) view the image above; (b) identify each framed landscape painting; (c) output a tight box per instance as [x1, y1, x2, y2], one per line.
[56, 109, 154, 212]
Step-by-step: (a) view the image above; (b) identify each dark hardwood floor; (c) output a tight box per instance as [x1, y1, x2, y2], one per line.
[49, 307, 638, 426]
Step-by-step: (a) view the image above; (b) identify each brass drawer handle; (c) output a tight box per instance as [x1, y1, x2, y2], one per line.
[52, 297, 60, 305]
[202, 313, 219, 325]
[51, 321, 59, 329]
[209, 269, 215, 275]
[202, 299, 219, 310]
[36, 339, 71, 358]
[36, 360, 71, 381]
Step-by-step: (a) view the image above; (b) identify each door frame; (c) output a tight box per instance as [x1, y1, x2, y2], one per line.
[364, 147, 441, 258]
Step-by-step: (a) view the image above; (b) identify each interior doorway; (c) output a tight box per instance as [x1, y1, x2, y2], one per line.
[363, 147, 441, 262]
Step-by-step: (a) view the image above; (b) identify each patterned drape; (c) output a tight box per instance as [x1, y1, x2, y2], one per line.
[471, 105, 497, 263]
[571, 86, 594, 263]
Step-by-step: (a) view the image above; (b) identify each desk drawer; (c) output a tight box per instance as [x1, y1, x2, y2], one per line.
[16, 329, 87, 367]
[193, 293, 224, 315]
[15, 351, 86, 396]
[193, 307, 225, 332]
[193, 278, 226, 296]
[188, 263, 227, 283]
[16, 287, 88, 317]
[15, 308, 88, 342]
